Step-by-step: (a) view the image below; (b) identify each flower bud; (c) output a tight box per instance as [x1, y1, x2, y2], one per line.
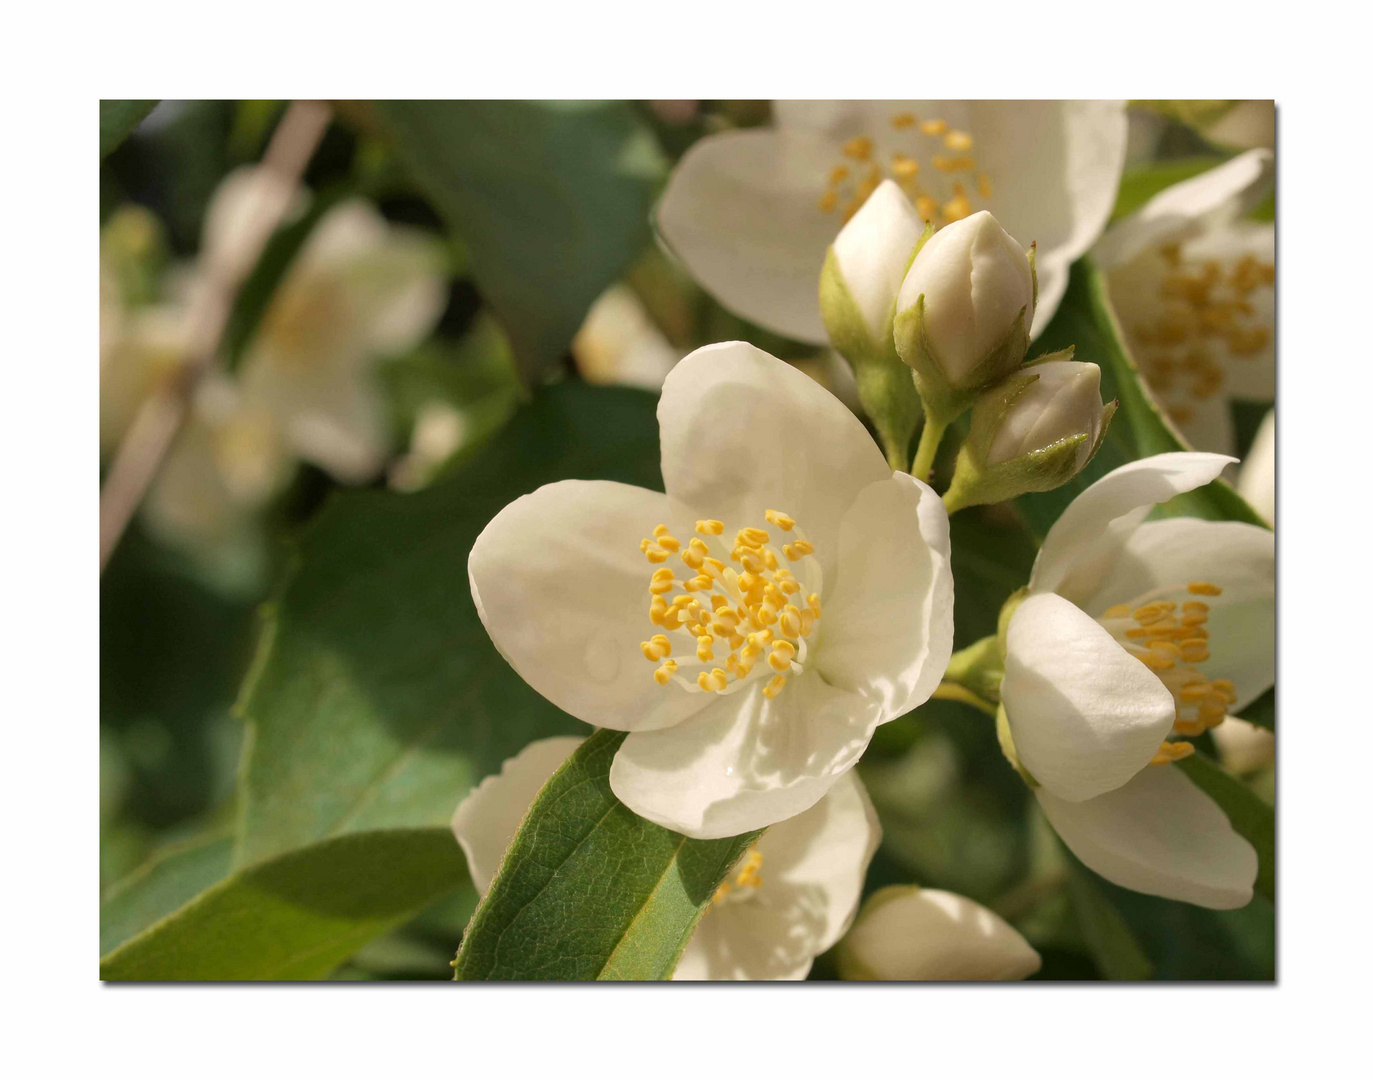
[893, 210, 1035, 427]
[943, 353, 1116, 512]
[836, 885, 1042, 981]
[819, 180, 926, 470]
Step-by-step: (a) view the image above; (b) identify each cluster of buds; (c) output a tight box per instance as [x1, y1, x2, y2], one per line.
[819, 186, 1114, 504]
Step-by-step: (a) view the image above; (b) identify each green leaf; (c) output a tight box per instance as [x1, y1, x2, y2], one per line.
[100, 828, 466, 980]
[1177, 752, 1275, 903]
[100, 834, 234, 956]
[371, 101, 667, 386]
[1065, 859, 1154, 980]
[1237, 687, 1275, 732]
[455, 730, 760, 980]
[100, 100, 158, 159]
[1017, 258, 1268, 536]
[1111, 156, 1228, 222]
[234, 382, 662, 866]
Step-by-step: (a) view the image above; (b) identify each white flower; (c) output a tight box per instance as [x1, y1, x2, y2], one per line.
[468, 341, 954, 838]
[1236, 409, 1275, 526]
[1001, 452, 1274, 908]
[657, 101, 1127, 345]
[896, 210, 1034, 387]
[986, 360, 1107, 469]
[451, 736, 882, 980]
[1096, 150, 1274, 454]
[836, 885, 1041, 981]
[223, 175, 448, 482]
[572, 284, 682, 391]
[827, 179, 926, 348]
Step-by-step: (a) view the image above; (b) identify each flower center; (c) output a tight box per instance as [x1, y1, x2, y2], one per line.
[639, 509, 823, 701]
[816, 111, 992, 226]
[1124, 243, 1274, 427]
[712, 849, 764, 906]
[1099, 580, 1239, 766]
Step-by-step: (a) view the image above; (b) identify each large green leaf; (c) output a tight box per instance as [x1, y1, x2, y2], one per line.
[100, 834, 234, 956]
[1111, 155, 1228, 222]
[234, 382, 662, 866]
[1065, 858, 1154, 980]
[371, 100, 666, 385]
[454, 730, 760, 981]
[101, 828, 466, 980]
[99, 100, 158, 159]
[1178, 752, 1275, 903]
[1017, 258, 1268, 537]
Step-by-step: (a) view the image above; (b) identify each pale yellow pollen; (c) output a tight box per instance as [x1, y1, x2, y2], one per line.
[943, 130, 973, 152]
[644, 546, 669, 564]
[649, 568, 676, 595]
[890, 154, 920, 181]
[1188, 581, 1223, 596]
[653, 660, 678, 685]
[919, 118, 947, 136]
[778, 606, 803, 639]
[696, 519, 724, 536]
[763, 674, 788, 699]
[640, 634, 672, 662]
[696, 636, 715, 663]
[764, 509, 795, 531]
[697, 669, 728, 692]
[784, 540, 814, 560]
[736, 527, 770, 550]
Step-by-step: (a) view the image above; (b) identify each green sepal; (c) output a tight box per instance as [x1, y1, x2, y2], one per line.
[819, 245, 924, 471]
[893, 295, 1031, 430]
[996, 703, 1039, 788]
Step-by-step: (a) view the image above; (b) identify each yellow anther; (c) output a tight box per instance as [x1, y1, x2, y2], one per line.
[1180, 639, 1211, 663]
[772, 640, 797, 661]
[1149, 641, 1183, 660]
[739, 550, 765, 574]
[696, 520, 724, 536]
[652, 525, 680, 551]
[934, 155, 976, 174]
[1150, 740, 1196, 766]
[919, 118, 948, 136]
[890, 154, 920, 181]
[649, 568, 676, 594]
[1197, 704, 1228, 725]
[800, 610, 816, 637]
[644, 546, 669, 564]
[703, 556, 725, 577]
[784, 541, 814, 560]
[749, 628, 774, 648]
[778, 578, 801, 595]
[764, 509, 796, 531]
[818, 190, 838, 213]
[1101, 604, 1132, 620]
[763, 674, 788, 700]
[653, 660, 678, 686]
[660, 609, 682, 631]
[1140, 653, 1175, 672]
[763, 548, 780, 571]
[670, 594, 695, 609]
[915, 195, 938, 223]
[757, 604, 778, 627]
[1212, 678, 1237, 701]
[696, 636, 715, 663]
[891, 112, 916, 128]
[653, 524, 672, 539]
[943, 187, 973, 221]
[737, 527, 770, 549]
[1187, 581, 1222, 596]
[976, 172, 993, 199]
[768, 650, 793, 673]
[842, 135, 874, 161]
[1132, 603, 1172, 626]
[943, 130, 973, 152]
[778, 606, 803, 639]
[1179, 684, 1212, 703]
[691, 574, 713, 591]
[697, 669, 728, 693]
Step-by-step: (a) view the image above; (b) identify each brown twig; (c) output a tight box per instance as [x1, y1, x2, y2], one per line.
[98, 99, 333, 572]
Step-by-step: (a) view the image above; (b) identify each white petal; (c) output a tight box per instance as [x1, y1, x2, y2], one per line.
[657, 341, 889, 582]
[1094, 149, 1274, 269]
[816, 473, 953, 719]
[1036, 763, 1257, 909]
[968, 100, 1128, 336]
[1180, 221, 1275, 402]
[674, 771, 881, 980]
[1077, 518, 1275, 710]
[1030, 451, 1234, 602]
[1236, 410, 1275, 526]
[656, 128, 847, 343]
[838, 885, 1041, 981]
[1168, 392, 1237, 457]
[609, 670, 883, 839]
[449, 736, 584, 896]
[1004, 594, 1176, 802]
[468, 480, 712, 733]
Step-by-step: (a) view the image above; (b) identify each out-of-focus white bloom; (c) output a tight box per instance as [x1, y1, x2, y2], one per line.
[1205, 101, 1275, 151]
[1211, 717, 1275, 775]
[468, 342, 953, 838]
[222, 175, 448, 482]
[1001, 453, 1273, 908]
[451, 737, 881, 980]
[1236, 409, 1275, 526]
[572, 284, 682, 391]
[1096, 150, 1274, 453]
[986, 360, 1107, 468]
[100, 302, 194, 454]
[387, 401, 471, 493]
[658, 101, 1127, 344]
[837, 885, 1041, 981]
[896, 210, 1034, 388]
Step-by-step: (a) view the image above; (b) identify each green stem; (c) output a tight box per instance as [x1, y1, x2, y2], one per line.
[942, 634, 1004, 704]
[931, 680, 997, 717]
[910, 415, 947, 481]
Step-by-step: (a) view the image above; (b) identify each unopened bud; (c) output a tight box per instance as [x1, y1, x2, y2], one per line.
[894, 210, 1035, 427]
[943, 353, 1116, 512]
[819, 180, 925, 469]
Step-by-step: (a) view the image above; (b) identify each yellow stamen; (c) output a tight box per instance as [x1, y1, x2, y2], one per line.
[764, 509, 795, 531]
[919, 118, 948, 136]
[696, 519, 724, 536]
